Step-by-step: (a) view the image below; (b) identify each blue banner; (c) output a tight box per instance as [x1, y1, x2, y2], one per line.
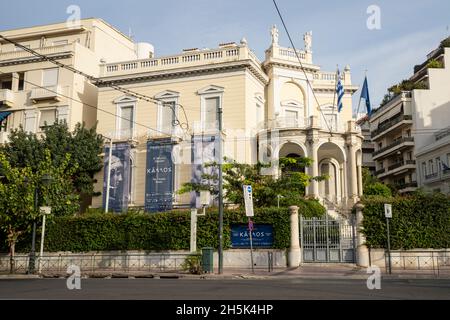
[103, 143, 131, 213]
[145, 138, 175, 213]
[231, 224, 274, 248]
[190, 134, 219, 208]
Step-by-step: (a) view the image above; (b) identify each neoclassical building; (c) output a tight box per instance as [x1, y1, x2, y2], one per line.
[91, 25, 363, 215]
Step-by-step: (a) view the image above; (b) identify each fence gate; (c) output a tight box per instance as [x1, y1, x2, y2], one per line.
[300, 215, 356, 263]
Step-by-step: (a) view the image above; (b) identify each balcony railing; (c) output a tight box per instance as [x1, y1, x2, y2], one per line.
[374, 168, 386, 175]
[425, 172, 438, 180]
[372, 92, 411, 117]
[262, 116, 310, 130]
[435, 127, 450, 141]
[0, 43, 75, 62]
[397, 182, 418, 190]
[388, 160, 416, 171]
[101, 45, 261, 77]
[0, 89, 14, 107]
[373, 137, 414, 157]
[30, 85, 62, 102]
[371, 115, 412, 138]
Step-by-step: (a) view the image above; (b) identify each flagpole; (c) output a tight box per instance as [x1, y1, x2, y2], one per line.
[332, 65, 338, 115]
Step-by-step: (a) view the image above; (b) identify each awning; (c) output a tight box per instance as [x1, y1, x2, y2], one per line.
[0, 111, 12, 122]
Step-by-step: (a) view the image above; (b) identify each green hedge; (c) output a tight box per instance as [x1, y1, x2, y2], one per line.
[0, 203, 324, 253]
[361, 194, 450, 249]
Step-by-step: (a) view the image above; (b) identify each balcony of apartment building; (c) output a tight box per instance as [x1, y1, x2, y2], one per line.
[0, 73, 25, 108]
[0, 42, 75, 66]
[372, 136, 415, 161]
[396, 181, 418, 193]
[376, 159, 416, 180]
[370, 92, 412, 140]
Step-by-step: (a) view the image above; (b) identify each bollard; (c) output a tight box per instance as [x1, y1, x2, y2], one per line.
[268, 252, 273, 272]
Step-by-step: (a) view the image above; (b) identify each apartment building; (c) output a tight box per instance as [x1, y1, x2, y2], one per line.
[356, 114, 375, 174]
[91, 26, 363, 213]
[413, 44, 450, 194]
[369, 38, 450, 194]
[369, 92, 416, 193]
[0, 18, 140, 144]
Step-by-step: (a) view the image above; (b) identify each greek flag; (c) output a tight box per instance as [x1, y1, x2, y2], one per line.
[336, 69, 344, 112]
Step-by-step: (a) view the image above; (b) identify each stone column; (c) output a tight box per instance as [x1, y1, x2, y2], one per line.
[308, 137, 319, 198]
[357, 164, 363, 196]
[355, 202, 369, 267]
[288, 206, 301, 268]
[12, 72, 19, 92]
[348, 142, 358, 202]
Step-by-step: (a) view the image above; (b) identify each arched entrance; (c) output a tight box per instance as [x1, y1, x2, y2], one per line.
[279, 142, 306, 174]
[317, 142, 346, 204]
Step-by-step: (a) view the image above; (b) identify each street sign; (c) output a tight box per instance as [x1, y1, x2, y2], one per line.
[243, 185, 254, 217]
[384, 204, 392, 218]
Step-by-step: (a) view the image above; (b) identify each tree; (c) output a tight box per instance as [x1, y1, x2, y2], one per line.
[178, 156, 327, 208]
[0, 122, 104, 209]
[0, 150, 79, 273]
[362, 167, 392, 197]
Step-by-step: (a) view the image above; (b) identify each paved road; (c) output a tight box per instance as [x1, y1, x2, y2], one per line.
[0, 278, 449, 300]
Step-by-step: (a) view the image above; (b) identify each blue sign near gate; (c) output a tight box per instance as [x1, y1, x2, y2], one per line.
[231, 224, 274, 248]
[145, 138, 175, 213]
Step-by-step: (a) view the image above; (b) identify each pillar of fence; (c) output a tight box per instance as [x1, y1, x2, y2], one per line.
[355, 202, 370, 267]
[288, 206, 301, 268]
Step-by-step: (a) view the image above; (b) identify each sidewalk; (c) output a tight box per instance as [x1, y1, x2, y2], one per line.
[2, 264, 448, 280]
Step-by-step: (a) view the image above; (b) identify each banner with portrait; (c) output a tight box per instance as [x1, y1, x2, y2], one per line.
[103, 143, 131, 213]
[190, 134, 220, 208]
[145, 138, 175, 213]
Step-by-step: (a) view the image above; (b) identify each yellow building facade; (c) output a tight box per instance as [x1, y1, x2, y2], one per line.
[92, 25, 363, 215]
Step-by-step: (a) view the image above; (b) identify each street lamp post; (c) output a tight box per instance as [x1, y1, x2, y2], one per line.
[27, 174, 53, 275]
[28, 188, 38, 274]
[218, 103, 224, 274]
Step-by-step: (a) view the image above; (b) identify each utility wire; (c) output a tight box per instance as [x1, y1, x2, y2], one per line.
[0, 70, 173, 137]
[0, 34, 190, 131]
[272, 0, 335, 136]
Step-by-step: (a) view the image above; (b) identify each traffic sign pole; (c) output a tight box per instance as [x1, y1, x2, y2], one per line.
[248, 217, 254, 274]
[384, 204, 392, 274]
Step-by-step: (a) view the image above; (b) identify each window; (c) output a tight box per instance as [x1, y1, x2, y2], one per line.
[42, 68, 58, 87]
[406, 129, 411, 137]
[407, 151, 412, 161]
[119, 105, 134, 137]
[159, 101, 176, 135]
[39, 109, 56, 128]
[198, 85, 224, 131]
[204, 97, 219, 130]
[429, 159, 434, 174]
[24, 110, 37, 133]
[436, 157, 441, 172]
[422, 162, 427, 177]
[1, 80, 12, 90]
[285, 110, 298, 126]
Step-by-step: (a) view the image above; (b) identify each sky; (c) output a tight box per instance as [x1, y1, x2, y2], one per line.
[1, 0, 450, 114]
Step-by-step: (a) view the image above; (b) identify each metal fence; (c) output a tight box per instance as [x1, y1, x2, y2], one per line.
[0, 253, 199, 274]
[385, 250, 450, 276]
[300, 215, 356, 263]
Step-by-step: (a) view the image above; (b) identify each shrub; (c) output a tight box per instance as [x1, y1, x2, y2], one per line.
[0, 202, 324, 253]
[361, 194, 450, 249]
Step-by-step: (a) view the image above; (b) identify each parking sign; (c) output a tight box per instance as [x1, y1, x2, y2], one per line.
[243, 185, 254, 217]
